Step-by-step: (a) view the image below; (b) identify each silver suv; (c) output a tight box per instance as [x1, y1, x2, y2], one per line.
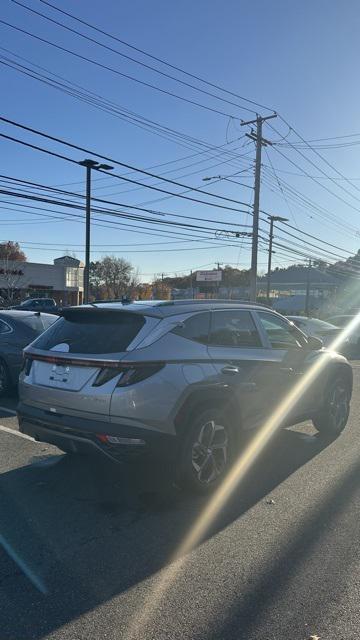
[17, 301, 352, 492]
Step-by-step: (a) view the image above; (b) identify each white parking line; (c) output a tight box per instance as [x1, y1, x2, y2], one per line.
[0, 405, 17, 416]
[0, 424, 35, 442]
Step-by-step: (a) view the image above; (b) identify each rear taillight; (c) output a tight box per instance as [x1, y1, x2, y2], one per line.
[92, 368, 120, 387]
[116, 363, 164, 387]
[21, 356, 33, 376]
[92, 363, 164, 387]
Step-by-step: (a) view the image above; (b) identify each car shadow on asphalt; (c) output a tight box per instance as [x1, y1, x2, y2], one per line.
[206, 454, 360, 640]
[0, 427, 337, 639]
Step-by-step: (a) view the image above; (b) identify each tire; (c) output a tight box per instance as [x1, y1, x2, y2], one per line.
[313, 375, 351, 437]
[0, 359, 11, 398]
[177, 408, 234, 494]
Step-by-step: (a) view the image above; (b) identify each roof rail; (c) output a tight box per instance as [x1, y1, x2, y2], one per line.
[166, 298, 271, 308]
[92, 296, 133, 304]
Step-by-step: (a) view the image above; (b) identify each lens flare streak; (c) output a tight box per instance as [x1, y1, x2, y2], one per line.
[124, 312, 360, 639]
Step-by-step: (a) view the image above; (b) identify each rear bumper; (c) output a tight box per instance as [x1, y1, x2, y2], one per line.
[17, 402, 177, 464]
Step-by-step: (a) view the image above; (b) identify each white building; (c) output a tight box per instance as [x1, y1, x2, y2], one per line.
[0, 255, 84, 305]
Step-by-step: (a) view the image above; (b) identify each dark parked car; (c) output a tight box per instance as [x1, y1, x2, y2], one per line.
[0, 310, 57, 396]
[11, 298, 60, 314]
[18, 301, 353, 492]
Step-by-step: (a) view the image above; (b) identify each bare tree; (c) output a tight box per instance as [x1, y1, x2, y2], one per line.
[0, 243, 27, 305]
[89, 256, 135, 300]
[0, 258, 27, 305]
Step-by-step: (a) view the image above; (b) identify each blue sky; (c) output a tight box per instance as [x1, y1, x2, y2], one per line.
[1, 0, 360, 279]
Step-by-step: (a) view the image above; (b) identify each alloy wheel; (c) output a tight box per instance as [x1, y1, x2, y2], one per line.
[191, 420, 228, 485]
[329, 383, 350, 431]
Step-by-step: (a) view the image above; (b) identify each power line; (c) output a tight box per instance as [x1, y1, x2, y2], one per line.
[0, 115, 252, 206]
[38, 0, 274, 113]
[264, 147, 300, 230]
[268, 122, 360, 212]
[11, 0, 263, 117]
[261, 163, 360, 181]
[269, 227, 349, 262]
[277, 116, 360, 199]
[0, 186, 255, 250]
[0, 48, 252, 177]
[0, 199, 246, 245]
[7, 241, 252, 254]
[0, 130, 253, 215]
[280, 220, 355, 256]
[0, 118, 254, 211]
[262, 173, 360, 244]
[0, 174, 254, 230]
[261, 162, 360, 237]
[0, 18, 245, 120]
[0, 51, 254, 161]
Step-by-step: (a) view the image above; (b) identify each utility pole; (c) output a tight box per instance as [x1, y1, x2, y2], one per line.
[266, 215, 288, 303]
[241, 113, 277, 302]
[216, 262, 223, 299]
[305, 259, 312, 316]
[79, 159, 114, 304]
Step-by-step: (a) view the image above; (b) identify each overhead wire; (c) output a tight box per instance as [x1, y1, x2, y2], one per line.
[10, 0, 264, 116]
[0, 51, 254, 160]
[0, 174, 254, 228]
[0, 130, 252, 214]
[268, 121, 360, 211]
[0, 19, 247, 120]
[38, 0, 274, 113]
[0, 117, 254, 210]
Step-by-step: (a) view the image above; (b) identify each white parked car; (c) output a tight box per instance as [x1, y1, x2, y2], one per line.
[287, 316, 350, 355]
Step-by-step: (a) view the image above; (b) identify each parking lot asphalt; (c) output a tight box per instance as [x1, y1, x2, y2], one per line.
[2, 365, 360, 639]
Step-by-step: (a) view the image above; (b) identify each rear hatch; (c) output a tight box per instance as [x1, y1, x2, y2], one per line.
[21, 308, 157, 419]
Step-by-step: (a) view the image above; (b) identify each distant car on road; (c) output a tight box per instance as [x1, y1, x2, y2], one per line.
[11, 297, 60, 314]
[287, 316, 350, 355]
[18, 301, 353, 493]
[0, 310, 57, 396]
[325, 315, 360, 354]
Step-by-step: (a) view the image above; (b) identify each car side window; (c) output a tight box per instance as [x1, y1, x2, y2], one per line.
[257, 312, 305, 349]
[171, 312, 210, 344]
[0, 319, 12, 334]
[209, 310, 262, 347]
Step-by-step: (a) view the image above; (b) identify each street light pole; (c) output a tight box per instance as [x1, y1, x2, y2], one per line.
[266, 215, 288, 303]
[79, 159, 113, 304]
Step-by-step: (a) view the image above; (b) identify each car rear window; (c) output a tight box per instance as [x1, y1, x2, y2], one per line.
[31, 311, 145, 353]
[19, 315, 47, 334]
[41, 314, 58, 330]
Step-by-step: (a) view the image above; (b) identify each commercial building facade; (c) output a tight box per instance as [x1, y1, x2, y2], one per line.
[0, 256, 84, 305]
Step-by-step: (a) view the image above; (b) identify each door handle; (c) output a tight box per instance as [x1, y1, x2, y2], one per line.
[221, 366, 240, 375]
[280, 367, 294, 374]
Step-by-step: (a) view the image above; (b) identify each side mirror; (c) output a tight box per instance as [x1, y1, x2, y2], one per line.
[307, 335, 323, 350]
